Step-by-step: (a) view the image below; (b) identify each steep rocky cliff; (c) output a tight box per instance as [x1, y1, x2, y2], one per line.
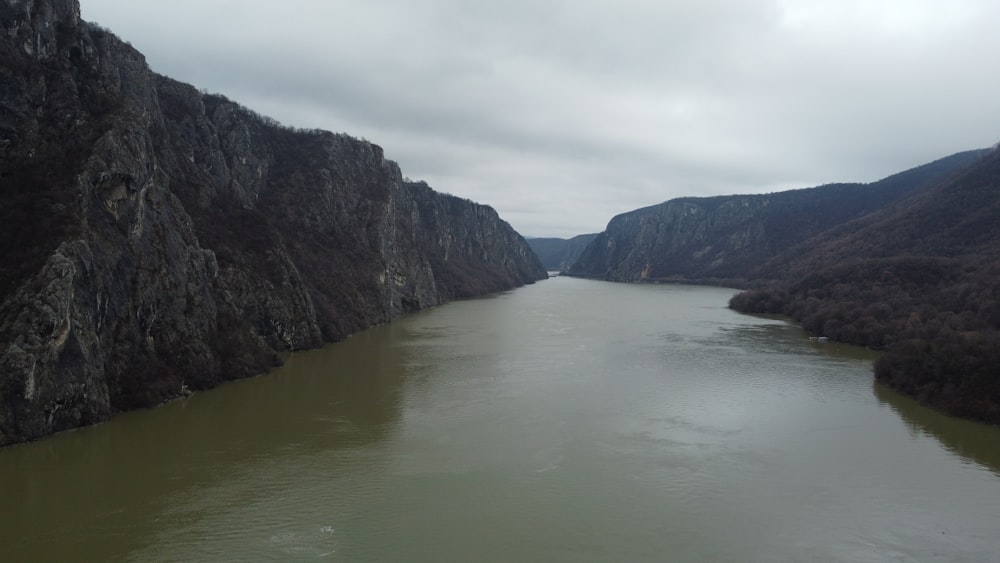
[0, 0, 546, 446]
[566, 150, 986, 286]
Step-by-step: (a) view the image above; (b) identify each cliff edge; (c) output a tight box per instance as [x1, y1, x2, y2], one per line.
[0, 0, 546, 446]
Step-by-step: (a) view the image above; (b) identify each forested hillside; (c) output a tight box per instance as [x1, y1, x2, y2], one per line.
[565, 139, 999, 422]
[565, 150, 986, 285]
[730, 147, 1000, 423]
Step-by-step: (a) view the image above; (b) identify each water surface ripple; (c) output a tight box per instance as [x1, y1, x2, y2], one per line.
[2, 277, 999, 561]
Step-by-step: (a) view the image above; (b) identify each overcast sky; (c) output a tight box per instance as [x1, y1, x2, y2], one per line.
[81, 0, 1000, 238]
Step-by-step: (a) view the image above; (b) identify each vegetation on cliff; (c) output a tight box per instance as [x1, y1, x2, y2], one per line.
[565, 150, 986, 285]
[728, 148, 1000, 423]
[0, 0, 545, 446]
[568, 134, 999, 422]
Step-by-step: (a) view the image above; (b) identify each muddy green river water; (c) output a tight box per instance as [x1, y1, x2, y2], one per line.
[2, 276, 999, 561]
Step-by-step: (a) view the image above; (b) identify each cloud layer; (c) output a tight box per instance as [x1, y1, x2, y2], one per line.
[82, 0, 1000, 237]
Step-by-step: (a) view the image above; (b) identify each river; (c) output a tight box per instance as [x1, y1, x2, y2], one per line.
[2, 276, 999, 561]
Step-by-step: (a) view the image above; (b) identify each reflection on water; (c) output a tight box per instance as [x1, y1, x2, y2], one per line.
[0, 323, 408, 561]
[875, 383, 1000, 476]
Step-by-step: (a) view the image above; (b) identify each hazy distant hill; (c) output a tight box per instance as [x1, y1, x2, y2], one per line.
[566, 150, 987, 286]
[527, 234, 599, 271]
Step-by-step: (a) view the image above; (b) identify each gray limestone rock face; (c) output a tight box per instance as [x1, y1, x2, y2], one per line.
[0, 0, 546, 446]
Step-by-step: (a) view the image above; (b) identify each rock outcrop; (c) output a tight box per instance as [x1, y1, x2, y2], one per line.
[0, 0, 546, 446]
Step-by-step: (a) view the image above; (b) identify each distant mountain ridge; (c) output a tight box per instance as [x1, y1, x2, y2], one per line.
[527, 234, 599, 271]
[760, 147, 1000, 279]
[566, 149, 988, 286]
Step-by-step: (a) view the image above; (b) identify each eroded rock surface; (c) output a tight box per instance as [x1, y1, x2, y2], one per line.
[0, 0, 546, 446]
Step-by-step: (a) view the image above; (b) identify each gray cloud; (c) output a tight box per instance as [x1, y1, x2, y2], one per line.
[82, 0, 1000, 237]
